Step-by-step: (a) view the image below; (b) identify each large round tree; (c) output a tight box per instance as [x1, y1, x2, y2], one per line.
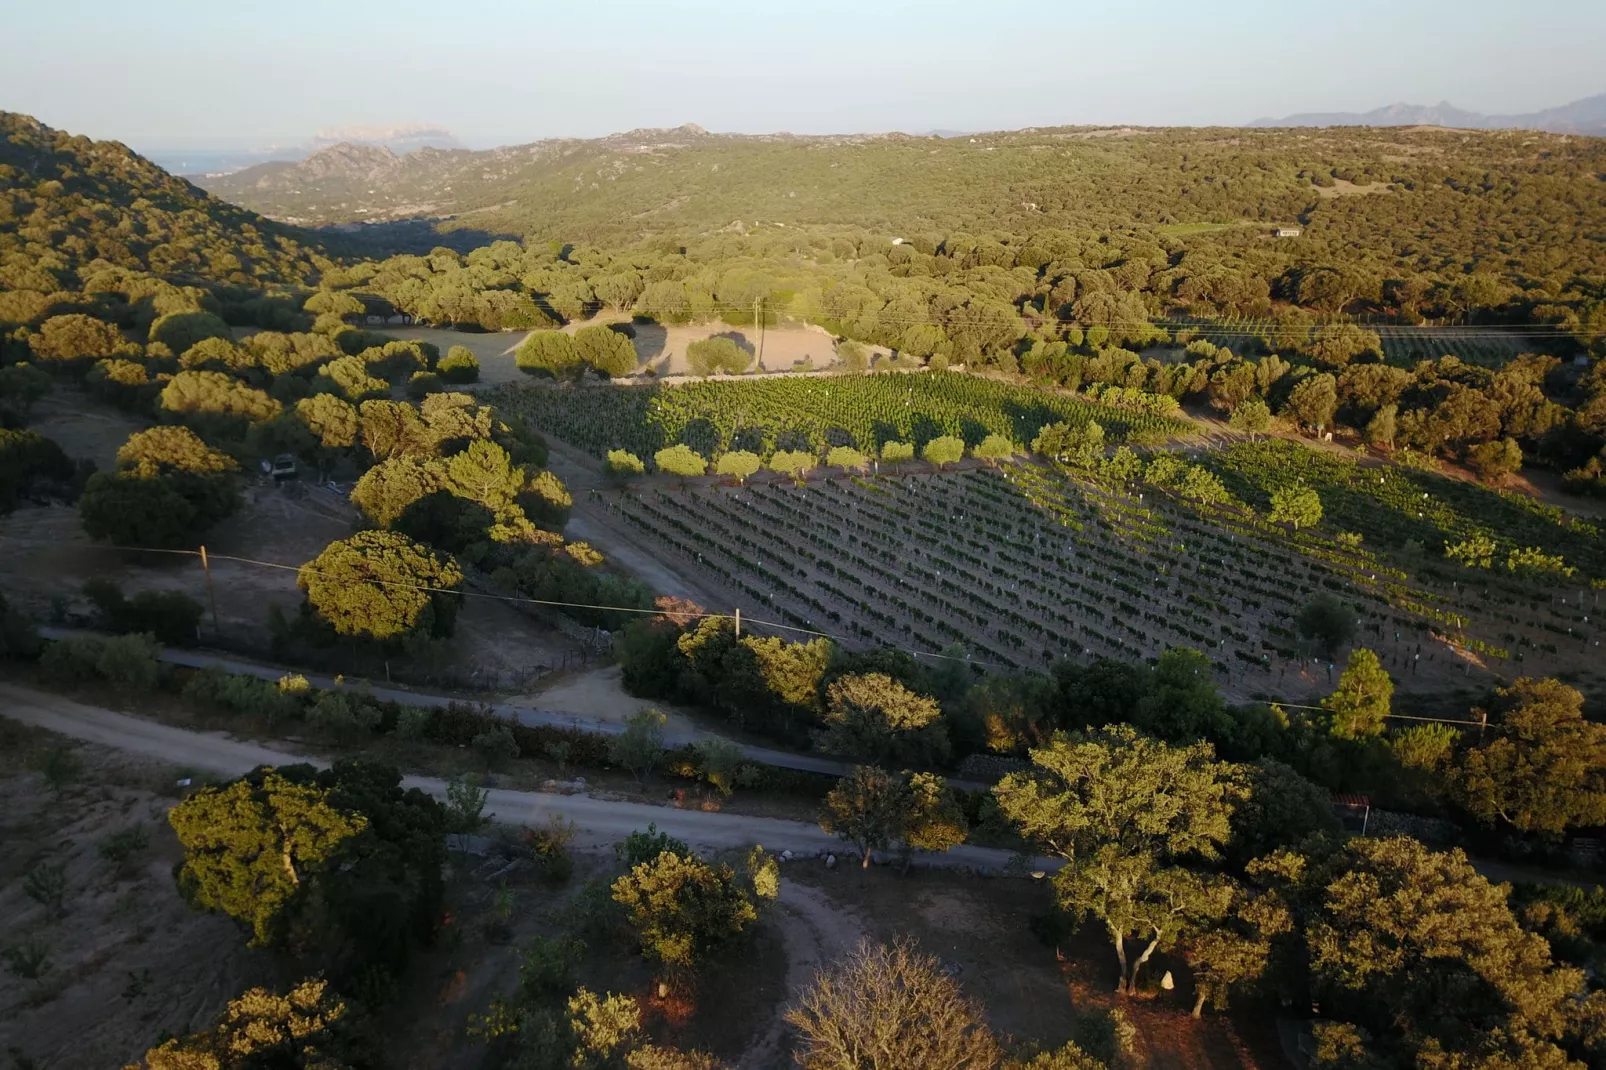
[297, 530, 463, 642]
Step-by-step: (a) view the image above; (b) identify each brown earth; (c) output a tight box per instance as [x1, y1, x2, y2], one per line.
[783, 863, 1269, 1068]
[0, 721, 273, 1070]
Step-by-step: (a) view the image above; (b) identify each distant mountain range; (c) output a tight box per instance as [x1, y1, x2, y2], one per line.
[1250, 92, 1606, 135]
[143, 124, 463, 176]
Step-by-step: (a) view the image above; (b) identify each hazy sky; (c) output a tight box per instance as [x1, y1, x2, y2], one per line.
[6, 0, 1603, 151]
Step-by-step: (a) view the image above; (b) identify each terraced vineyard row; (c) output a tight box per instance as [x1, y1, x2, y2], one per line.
[599, 461, 1601, 699]
[497, 373, 1192, 460]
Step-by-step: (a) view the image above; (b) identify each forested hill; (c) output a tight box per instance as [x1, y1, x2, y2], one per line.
[0, 112, 328, 294]
[198, 123, 1606, 268]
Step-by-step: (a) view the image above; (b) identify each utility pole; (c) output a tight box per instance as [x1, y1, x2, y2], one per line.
[734, 607, 741, 638]
[198, 544, 221, 637]
[754, 297, 765, 369]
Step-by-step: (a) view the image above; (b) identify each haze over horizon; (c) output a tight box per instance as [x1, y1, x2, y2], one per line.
[6, 0, 1604, 157]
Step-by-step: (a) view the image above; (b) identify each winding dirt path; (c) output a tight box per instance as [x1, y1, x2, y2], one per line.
[738, 881, 867, 1070]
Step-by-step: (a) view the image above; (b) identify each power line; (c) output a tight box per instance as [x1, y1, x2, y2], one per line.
[546, 301, 1604, 337]
[0, 535, 984, 666]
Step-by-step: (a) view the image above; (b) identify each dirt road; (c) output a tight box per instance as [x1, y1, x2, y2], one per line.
[0, 684, 1017, 865]
[36, 627, 861, 780]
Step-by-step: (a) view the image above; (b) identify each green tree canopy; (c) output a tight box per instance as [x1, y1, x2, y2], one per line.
[1296, 593, 1355, 659]
[768, 449, 816, 483]
[880, 440, 914, 465]
[1268, 484, 1322, 529]
[117, 425, 237, 476]
[824, 444, 868, 472]
[573, 324, 639, 377]
[1452, 678, 1606, 836]
[30, 313, 133, 363]
[1321, 648, 1392, 739]
[303, 290, 365, 317]
[654, 444, 707, 481]
[149, 311, 233, 354]
[715, 450, 762, 483]
[685, 337, 750, 376]
[971, 433, 1016, 465]
[607, 449, 647, 477]
[816, 672, 948, 766]
[130, 978, 359, 1070]
[1306, 836, 1582, 1065]
[820, 765, 907, 868]
[994, 724, 1245, 993]
[79, 426, 240, 548]
[516, 330, 582, 378]
[170, 758, 446, 976]
[922, 435, 965, 469]
[295, 394, 360, 451]
[438, 345, 480, 384]
[160, 370, 281, 426]
[1228, 397, 1272, 437]
[610, 849, 761, 981]
[1283, 373, 1339, 434]
[297, 530, 462, 642]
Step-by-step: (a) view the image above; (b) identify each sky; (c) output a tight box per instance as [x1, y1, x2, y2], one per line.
[5, 0, 1604, 154]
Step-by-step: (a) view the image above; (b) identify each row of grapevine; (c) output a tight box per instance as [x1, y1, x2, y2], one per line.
[594, 455, 1600, 695]
[495, 373, 1191, 460]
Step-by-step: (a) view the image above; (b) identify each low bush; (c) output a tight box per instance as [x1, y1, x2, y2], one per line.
[306, 690, 384, 741]
[181, 667, 303, 724]
[40, 636, 108, 683]
[83, 577, 203, 645]
[0, 591, 41, 660]
[96, 633, 162, 689]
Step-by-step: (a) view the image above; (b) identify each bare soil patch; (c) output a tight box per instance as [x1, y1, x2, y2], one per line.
[0, 721, 272, 1070]
[785, 863, 1269, 1068]
[378, 848, 790, 1069]
[0, 474, 582, 689]
[377, 316, 885, 390]
[26, 384, 151, 470]
[1312, 178, 1389, 199]
[515, 664, 700, 733]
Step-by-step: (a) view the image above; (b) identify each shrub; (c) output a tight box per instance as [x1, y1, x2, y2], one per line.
[438, 346, 480, 383]
[40, 636, 108, 683]
[96, 633, 162, 689]
[83, 578, 203, 644]
[0, 591, 42, 660]
[30, 744, 82, 796]
[616, 824, 692, 868]
[307, 690, 384, 741]
[685, 337, 750, 376]
[526, 816, 578, 886]
[473, 724, 520, 768]
[394, 704, 435, 741]
[516, 331, 581, 378]
[406, 371, 444, 399]
[98, 825, 150, 879]
[182, 667, 303, 724]
[1071, 1006, 1137, 1067]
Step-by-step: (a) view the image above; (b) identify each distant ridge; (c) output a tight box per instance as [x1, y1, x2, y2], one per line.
[1249, 92, 1606, 136]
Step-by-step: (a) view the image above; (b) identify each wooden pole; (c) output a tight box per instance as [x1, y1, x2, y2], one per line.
[199, 544, 222, 637]
[755, 297, 765, 368]
[734, 607, 741, 638]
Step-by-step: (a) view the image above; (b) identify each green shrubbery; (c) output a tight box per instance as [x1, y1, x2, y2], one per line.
[82, 577, 203, 644]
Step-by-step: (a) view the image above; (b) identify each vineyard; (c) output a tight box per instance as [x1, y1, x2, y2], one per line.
[1202, 440, 1606, 581]
[1159, 316, 1550, 370]
[494, 373, 1192, 460]
[593, 457, 1602, 703]
[1377, 327, 1547, 369]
